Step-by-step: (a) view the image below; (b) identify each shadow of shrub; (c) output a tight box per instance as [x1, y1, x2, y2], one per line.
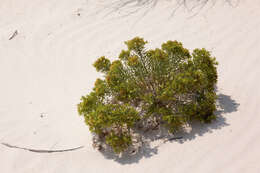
[93, 0, 241, 18]
[99, 92, 239, 164]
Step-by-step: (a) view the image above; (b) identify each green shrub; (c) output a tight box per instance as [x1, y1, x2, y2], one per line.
[78, 37, 218, 153]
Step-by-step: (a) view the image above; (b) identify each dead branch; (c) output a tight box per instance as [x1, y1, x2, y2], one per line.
[9, 30, 18, 40]
[1, 142, 84, 153]
[163, 136, 183, 143]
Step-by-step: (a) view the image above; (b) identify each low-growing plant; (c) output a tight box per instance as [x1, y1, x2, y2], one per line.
[78, 37, 218, 153]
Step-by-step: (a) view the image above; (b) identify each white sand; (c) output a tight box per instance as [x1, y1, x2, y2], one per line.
[0, 0, 259, 172]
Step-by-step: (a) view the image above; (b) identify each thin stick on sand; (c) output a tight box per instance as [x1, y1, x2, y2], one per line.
[163, 136, 183, 143]
[9, 30, 18, 40]
[1, 143, 84, 153]
[168, 136, 183, 141]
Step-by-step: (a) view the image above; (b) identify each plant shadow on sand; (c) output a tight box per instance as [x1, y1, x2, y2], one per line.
[99, 93, 239, 164]
[94, 0, 240, 18]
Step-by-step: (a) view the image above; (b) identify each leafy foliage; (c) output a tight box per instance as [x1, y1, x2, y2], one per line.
[78, 37, 218, 153]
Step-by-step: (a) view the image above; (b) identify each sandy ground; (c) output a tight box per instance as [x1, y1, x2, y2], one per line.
[0, 0, 259, 172]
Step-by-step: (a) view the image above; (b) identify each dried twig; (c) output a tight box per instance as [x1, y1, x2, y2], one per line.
[1, 143, 84, 153]
[168, 136, 183, 141]
[163, 136, 183, 143]
[9, 30, 18, 40]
